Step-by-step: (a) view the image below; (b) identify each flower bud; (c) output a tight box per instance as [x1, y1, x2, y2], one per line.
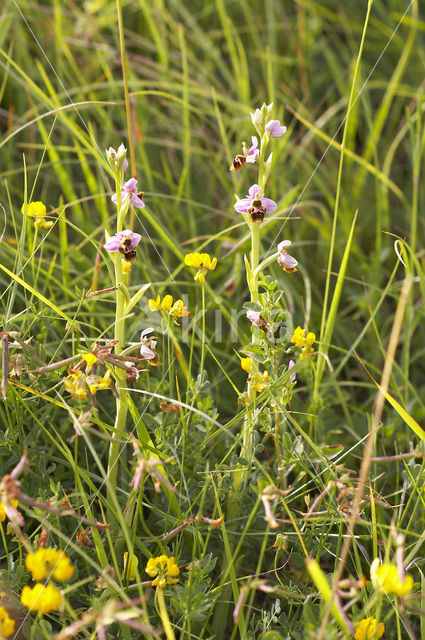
[106, 144, 128, 172]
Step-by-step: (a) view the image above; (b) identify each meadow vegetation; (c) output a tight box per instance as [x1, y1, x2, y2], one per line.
[0, 0, 425, 638]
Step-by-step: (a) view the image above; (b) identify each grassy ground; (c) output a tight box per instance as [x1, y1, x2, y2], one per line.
[1, 0, 425, 638]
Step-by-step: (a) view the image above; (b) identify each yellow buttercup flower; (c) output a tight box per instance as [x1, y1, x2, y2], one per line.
[25, 548, 74, 582]
[145, 554, 179, 588]
[354, 617, 385, 640]
[0, 606, 15, 638]
[184, 252, 217, 284]
[123, 552, 139, 581]
[21, 583, 62, 614]
[240, 357, 252, 373]
[21, 201, 53, 230]
[370, 559, 413, 597]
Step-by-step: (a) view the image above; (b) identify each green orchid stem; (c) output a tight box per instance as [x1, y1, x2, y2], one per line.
[107, 254, 129, 525]
[234, 220, 261, 491]
[216, 113, 271, 635]
[253, 251, 279, 278]
[234, 129, 269, 490]
[249, 222, 260, 303]
[106, 176, 128, 528]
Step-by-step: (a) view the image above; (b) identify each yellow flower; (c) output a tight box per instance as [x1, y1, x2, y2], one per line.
[148, 295, 162, 312]
[249, 371, 269, 393]
[25, 548, 74, 582]
[0, 606, 15, 638]
[370, 559, 413, 597]
[21, 583, 62, 614]
[354, 617, 385, 640]
[63, 369, 87, 400]
[21, 201, 53, 230]
[184, 252, 217, 284]
[240, 357, 252, 373]
[21, 201, 46, 218]
[291, 326, 315, 357]
[145, 554, 180, 588]
[0, 498, 18, 523]
[123, 552, 139, 581]
[291, 326, 306, 348]
[170, 299, 190, 318]
[300, 346, 314, 358]
[149, 294, 189, 317]
[121, 258, 132, 274]
[305, 332, 315, 346]
[87, 370, 111, 395]
[82, 353, 97, 368]
[34, 217, 53, 230]
[161, 294, 173, 311]
[149, 294, 173, 312]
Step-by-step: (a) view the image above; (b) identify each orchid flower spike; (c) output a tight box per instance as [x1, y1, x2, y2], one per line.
[250, 103, 273, 130]
[106, 144, 128, 172]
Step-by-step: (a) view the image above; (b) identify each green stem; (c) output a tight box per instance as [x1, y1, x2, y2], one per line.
[217, 111, 270, 633]
[156, 588, 176, 640]
[106, 187, 128, 524]
[242, 221, 260, 447]
[250, 223, 260, 304]
[234, 221, 261, 491]
[235, 132, 268, 489]
[254, 251, 279, 277]
[116, 0, 135, 177]
[200, 283, 206, 380]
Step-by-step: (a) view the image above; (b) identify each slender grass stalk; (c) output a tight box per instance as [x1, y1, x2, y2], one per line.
[313, 0, 373, 416]
[317, 271, 413, 639]
[116, 0, 135, 178]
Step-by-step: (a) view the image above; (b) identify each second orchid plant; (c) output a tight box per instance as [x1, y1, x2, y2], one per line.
[231, 103, 313, 488]
[103, 145, 153, 518]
